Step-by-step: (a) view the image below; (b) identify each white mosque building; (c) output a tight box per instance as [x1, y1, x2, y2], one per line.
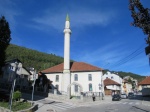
[42, 15, 104, 98]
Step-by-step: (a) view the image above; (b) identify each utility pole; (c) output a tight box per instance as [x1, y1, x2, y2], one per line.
[9, 61, 18, 112]
[31, 69, 36, 105]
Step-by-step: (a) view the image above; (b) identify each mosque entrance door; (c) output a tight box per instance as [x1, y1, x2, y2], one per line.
[67, 82, 83, 99]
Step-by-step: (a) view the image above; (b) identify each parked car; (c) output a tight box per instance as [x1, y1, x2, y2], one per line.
[128, 92, 134, 98]
[112, 94, 121, 101]
[121, 94, 128, 99]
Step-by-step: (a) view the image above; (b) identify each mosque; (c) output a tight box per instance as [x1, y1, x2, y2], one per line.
[42, 15, 104, 98]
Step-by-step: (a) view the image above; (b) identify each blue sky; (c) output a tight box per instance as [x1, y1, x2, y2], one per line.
[1, 0, 150, 76]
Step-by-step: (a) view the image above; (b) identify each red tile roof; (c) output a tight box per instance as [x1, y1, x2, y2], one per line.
[138, 76, 150, 85]
[104, 78, 120, 86]
[42, 62, 102, 73]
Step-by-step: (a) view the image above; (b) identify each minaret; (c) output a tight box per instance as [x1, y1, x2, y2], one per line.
[62, 14, 71, 97]
[63, 14, 71, 72]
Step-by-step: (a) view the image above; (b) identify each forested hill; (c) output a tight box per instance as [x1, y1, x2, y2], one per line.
[6, 44, 145, 81]
[6, 44, 64, 71]
[117, 71, 145, 81]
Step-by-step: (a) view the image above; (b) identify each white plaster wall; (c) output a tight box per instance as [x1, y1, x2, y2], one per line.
[70, 71, 103, 95]
[46, 73, 63, 92]
[106, 85, 121, 90]
[46, 71, 104, 96]
[103, 72, 122, 84]
[127, 83, 133, 92]
[62, 72, 70, 94]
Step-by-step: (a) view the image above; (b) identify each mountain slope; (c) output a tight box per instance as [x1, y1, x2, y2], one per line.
[6, 44, 64, 71]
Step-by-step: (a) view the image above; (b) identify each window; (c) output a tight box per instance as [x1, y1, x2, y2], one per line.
[74, 74, 78, 81]
[11, 66, 13, 70]
[75, 85, 78, 92]
[89, 83, 92, 91]
[56, 75, 59, 82]
[88, 74, 92, 81]
[55, 85, 59, 90]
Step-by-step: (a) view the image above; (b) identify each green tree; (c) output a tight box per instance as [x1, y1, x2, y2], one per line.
[129, 0, 150, 55]
[0, 16, 11, 75]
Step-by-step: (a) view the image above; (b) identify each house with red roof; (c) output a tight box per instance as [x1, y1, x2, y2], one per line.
[138, 76, 150, 88]
[138, 76, 150, 96]
[103, 71, 123, 95]
[103, 78, 121, 95]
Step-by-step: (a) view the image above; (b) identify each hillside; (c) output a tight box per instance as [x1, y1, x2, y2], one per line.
[6, 44, 145, 81]
[117, 71, 145, 82]
[6, 44, 64, 71]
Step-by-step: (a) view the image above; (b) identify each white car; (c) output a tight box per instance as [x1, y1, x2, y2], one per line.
[121, 94, 128, 99]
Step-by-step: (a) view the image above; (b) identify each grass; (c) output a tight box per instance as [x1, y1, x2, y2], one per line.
[0, 101, 32, 111]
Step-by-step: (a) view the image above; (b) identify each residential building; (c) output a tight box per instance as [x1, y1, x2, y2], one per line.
[138, 76, 150, 96]
[103, 78, 121, 95]
[123, 76, 138, 88]
[122, 79, 132, 94]
[103, 71, 123, 93]
[1, 58, 31, 90]
[138, 76, 150, 91]
[122, 76, 138, 93]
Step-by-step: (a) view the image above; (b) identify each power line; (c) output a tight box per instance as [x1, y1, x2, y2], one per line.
[111, 49, 144, 69]
[105, 43, 145, 69]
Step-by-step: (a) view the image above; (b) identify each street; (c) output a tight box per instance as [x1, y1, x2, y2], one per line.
[22, 93, 150, 112]
[65, 98, 150, 112]
[35, 99, 77, 112]
[65, 102, 150, 112]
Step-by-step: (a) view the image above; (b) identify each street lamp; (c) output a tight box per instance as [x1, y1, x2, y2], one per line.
[9, 61, 19, 112]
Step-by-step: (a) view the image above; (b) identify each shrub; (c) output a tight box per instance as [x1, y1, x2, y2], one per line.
[13, 91, 21, 101]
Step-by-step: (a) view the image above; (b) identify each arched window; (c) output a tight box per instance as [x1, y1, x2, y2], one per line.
[89, 83, 92, 91]
[74, 74, 78, 81]
[88, 74, 92, 81]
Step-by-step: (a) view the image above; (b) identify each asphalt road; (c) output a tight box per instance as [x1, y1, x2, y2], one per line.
[65, 100, 150, 112]
[22, 93, 150, 112]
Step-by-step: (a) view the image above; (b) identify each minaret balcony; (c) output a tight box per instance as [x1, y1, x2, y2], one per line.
[64, 29, 71, 34]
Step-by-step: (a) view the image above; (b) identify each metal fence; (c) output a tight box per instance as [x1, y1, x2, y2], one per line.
[82, 92, 104, 97]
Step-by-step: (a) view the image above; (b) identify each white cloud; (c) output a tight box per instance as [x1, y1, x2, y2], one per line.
[73, 41, 126, 65]
[31, 7, 116, 31]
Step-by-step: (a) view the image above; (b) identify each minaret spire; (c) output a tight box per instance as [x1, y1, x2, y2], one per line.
[66, 14, 70, 21]
[63, 14, 71, 71]
[62, 14, 71, 97]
